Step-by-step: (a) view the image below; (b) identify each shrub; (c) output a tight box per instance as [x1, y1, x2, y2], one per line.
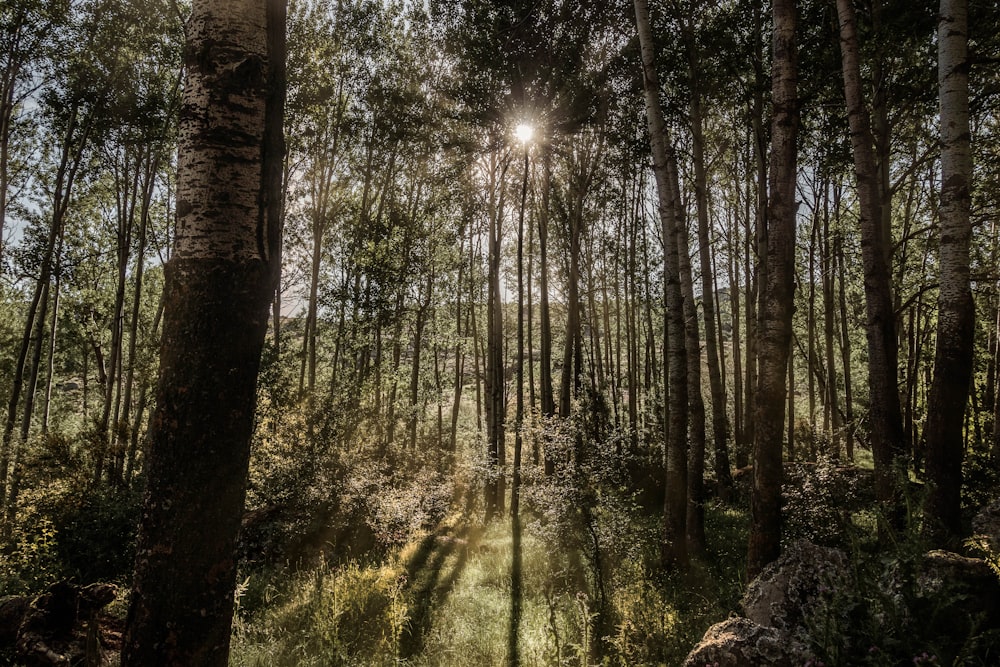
[0, 516, 61, 596]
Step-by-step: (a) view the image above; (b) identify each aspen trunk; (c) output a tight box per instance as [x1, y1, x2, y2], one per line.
[924, 0, 974, 545]
[122, 1, 286, 663]
[836, 0, 907, 521]
[748, 0, 798, 580]
[635, 0, 689, 569]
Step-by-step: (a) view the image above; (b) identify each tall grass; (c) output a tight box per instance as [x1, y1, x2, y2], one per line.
[229, 503, 748, 666]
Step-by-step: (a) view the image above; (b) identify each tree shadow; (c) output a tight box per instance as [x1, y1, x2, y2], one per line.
[398, 522, 481, 659]
[508, 512, 523, 667]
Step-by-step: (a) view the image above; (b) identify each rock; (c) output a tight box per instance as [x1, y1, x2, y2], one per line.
[14, 581, 118, 666]
[743, 540, 851, 635]
[0, 595, 31, 644]
[972, 499, 1000, 553]
[917, 550, 1000, 628]
[681, 617, 798, 667]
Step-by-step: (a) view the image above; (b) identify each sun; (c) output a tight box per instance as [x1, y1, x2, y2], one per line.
[514, 123, 534, 144]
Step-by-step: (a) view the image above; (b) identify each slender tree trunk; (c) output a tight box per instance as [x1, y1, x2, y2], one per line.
[807, 197, 819, 457]
[687, 37, 733, 500]
[117, 152, 159, 484]
[41, 249, 63, 435]
[408, 276, 432, 450]
[669, 154, 707, 555]
[924, 0, 974, 546]
[5, 276, 51, 525]
[788, 347, 796, 460]
[836, 0, 907, 522]
[635, 0, 688, 569]
[450, 236, 465, 453]
[730, 207, 745, 469]
[748, 0, 798, 580]
[386, 291, 405, 447]
[512, 146, 528, 518]
[559, 199, 583, 421]
[485, 151, 507, 520]
[470, 233, 484, 434]
[744, 2, 767, 466]
[122, 1, 286, 663]
[538, 147, 557, 474]
[823, 182, 844, 458]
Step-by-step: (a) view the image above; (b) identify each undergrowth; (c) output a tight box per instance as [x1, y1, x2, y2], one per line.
[229, 501, 748, 666]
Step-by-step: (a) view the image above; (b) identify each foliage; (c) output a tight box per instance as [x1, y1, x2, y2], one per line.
[0, 515, 61, 596]
[782, 458, 871, 548]
[961, 448, 1000, 516]
[45, 485, 141, 583]
[231, 559, 406, 667]
[796, 522, 1000, 666]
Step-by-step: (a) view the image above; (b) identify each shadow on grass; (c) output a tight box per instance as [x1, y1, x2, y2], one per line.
[398, 521, 483, 659]
[508, 512, 523, 667]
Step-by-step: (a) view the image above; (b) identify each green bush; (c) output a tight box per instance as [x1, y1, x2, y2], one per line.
[49, 486, 142, 583]
[0, 516, 61, 596]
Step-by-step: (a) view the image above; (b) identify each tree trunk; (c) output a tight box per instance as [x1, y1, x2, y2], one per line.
[5, 274, 51, 525]
[923, 0, 974, 546]
[116, 151, 159, 484]
[669, 153, 707, 556]
[635, 0, 688, 569]
[408, 276, 432, 450]
[748, 0, 798, 580]
[512, 146, 528, 518]
[686, 32, 733, 500]
[539, 147, 556, 474]
[836, 0, 907, 522]
[41, 251, 63, 435]
[744, 2, 767, 468]
[484, 150, 507, 520]
[122, 1, 285, 664]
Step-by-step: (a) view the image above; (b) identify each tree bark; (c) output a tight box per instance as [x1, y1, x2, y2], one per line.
[662, 151, 707, 555]
[484, 150, 507, 520]
[923, 0, 974, 546]
[538, 147, 556, 469]
[122, 1, 286, 664]
[836, 0, 907, 522]
[634, 0, 688, 569]
[685, 26, 733, 500]
[748, 0, 798, 580]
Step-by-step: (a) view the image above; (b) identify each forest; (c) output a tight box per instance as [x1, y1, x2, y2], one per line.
[1, 0, 1000, 664]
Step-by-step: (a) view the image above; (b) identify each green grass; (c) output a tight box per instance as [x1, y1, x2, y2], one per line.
[230, 503, 749, 666]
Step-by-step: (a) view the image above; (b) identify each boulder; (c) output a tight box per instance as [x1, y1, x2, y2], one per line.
[743, 539, 852, 639]
[972, 499, 1000, 553]
[917, 550, 1000, 628]
[0, 595, 31, 644]
[681, 617, 798, 667]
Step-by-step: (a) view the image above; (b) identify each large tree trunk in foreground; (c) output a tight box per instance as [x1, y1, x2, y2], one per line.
[122, 1, 286, 665]
[924, 0, 974, 546]
[747, 0, 798, 580]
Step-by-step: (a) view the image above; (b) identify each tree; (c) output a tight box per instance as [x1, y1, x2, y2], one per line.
[923, 0, 973, 545]
[0, 0, 66, 270]
[747, 0, 798, 580]
[835, 0, 907, 523]
[634, 0, 688, 569]
[121, 0, 286, 663]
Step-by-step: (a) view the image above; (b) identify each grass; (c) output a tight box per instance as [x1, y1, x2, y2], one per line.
[229, 502, 749, 666]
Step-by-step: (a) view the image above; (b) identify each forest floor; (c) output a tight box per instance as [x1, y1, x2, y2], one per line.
[229, 503, 749, 666]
